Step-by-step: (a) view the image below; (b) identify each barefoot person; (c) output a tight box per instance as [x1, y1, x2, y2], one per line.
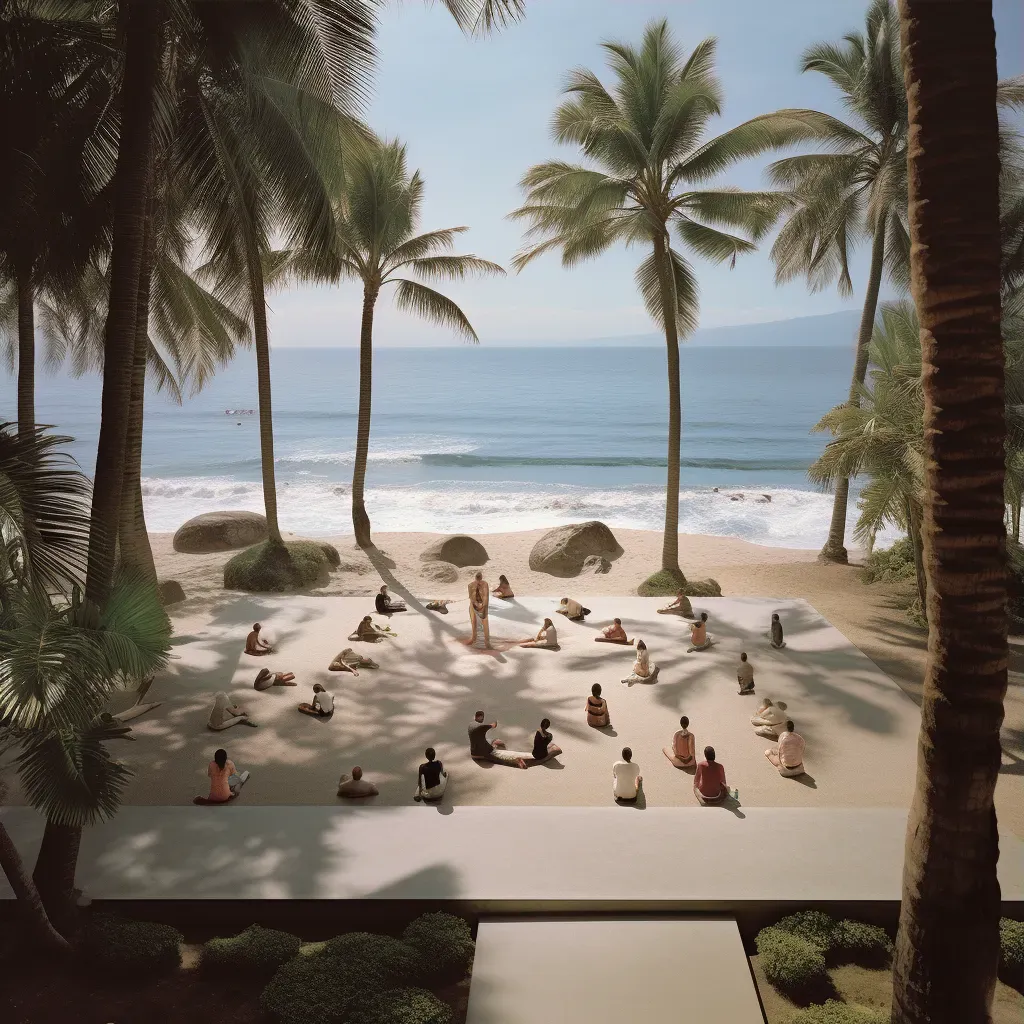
[751, 699, 789, 739]
[469, 572, 491, 648]
[492, 575, 515, 599]
[414, 747, 448, 802]
[253, 668, 297, 690]
[200, 748, 249, 803]
[736, 653, 754, 694]
[693, 746, 730, 805]
[349, 616, 395, 642]
[532, 718, 562, 761]
[586, 683, 610, 728]
[244, 622, 273, 656]
[766, 720, 806, 776]
[612, 747, 642, 802]
[337, 766, 378, 798]
[663, 715, 696, 768]
[468, 710, 528, 769]
[556, 597, 590, 621]
[594, 618, 630, 644]
[520, 618, 558, 649]
[622, 639, 657, 683]
[375, 585, 407, 615]
[687, 612, 711, 652]
[297, 683, 335, 717]
[657, 589, 692, 615]
[328, 648, 379, 675]
[207, 692, 256, 731]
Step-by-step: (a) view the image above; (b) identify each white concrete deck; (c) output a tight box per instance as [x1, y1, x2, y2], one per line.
[466, 917, 765, 1024]
[3, 805, 1023, 904]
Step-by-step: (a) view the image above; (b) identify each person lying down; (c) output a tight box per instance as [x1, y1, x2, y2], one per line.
[329, 648, 379, 674]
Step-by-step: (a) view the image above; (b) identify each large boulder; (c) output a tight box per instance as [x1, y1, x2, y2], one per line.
[423, 561, 459, 584]
[529, 521, 623, 577]
[173, 511, 268, 554]
[420, 535, 488, 567]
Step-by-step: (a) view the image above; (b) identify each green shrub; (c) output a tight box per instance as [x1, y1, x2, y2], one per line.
[321, 932, 417, 990]
[349, 988, 454, 1024]
[775, 911, 838, 955]
[261, 950, 357, 1024]
[402, 913, 475, 983]
[81, 914, 182, 977]
[201, 925, 301, 978]
[756, 926, 829, 1000]
[636, 571, 722, 598]
[1000, 917, 1024, 988]
[862, 537, 916, 585]
[831, 920, 893, 968]
[685, 578, 723, 596]
[787, 1000, 889, 1024]
[224, 540, 332, 592]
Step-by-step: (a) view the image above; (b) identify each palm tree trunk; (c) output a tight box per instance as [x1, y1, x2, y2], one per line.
[652, 233, 686, 582]
[0, 822, 70, 952]
[820, 220, 887, 564]
[246, 241, 283, 546]
[905, 498, 927, 615]
[351, 285, 378, 548]
[1013, 497, 1021, 542]
[31, 820, 82, 941]
[16, 270, 34, 436]
[892, 3, 1006, 1022]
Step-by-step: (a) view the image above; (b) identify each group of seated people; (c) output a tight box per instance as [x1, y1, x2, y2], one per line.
[752, 698, 805, 775]
[612, 742, 732, 805]
[467, 709, 563, 769]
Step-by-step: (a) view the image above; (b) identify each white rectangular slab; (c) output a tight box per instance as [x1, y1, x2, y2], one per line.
[467, 917, 765, 1024]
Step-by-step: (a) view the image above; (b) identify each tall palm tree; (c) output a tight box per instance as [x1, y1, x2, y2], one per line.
[891, 1, 1007, 1021]
[511, 21, 790, 584]
[328, 140, 504, 548]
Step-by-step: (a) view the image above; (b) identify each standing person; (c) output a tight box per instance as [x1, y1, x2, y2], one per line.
[693, 746, 730, 805]
[737, 653, 755, 694]
[414, 747, 448, 802]
[468, 572, 490, 648]
[612, 747, 642, 802]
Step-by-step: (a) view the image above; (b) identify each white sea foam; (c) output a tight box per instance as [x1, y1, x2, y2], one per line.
[273, 437, 477, 467]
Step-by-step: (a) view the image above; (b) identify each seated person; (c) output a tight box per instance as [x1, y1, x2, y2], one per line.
[693, 746, 729, 805]
[375, 585, 407, 615]
[298, 683, 335, 717]
[586, 683, 611, 728]
[532, 718, 562, 761]
[595, 618, 630, 644]
[244, 622, 273, 656]
[657, 589, 692, 615]
[253, 668, 296, 690]
[556, 597, 591, 621]
[468, 710, 528, 769]
[426, 599, 453, 613]
[207, 692, 256, 730]
[415, 747, 448, 802]
[199, 748, 249, 804]
[751, 698, 788, 739]
[769, 612, 786, 649]
[337, 765, 378, 798]
[520, 618, 559, 649]
[736, 653, 754, 694]
[492, 574, 515, 599]
[622, 639, 658, 684]
[612, 747, 642, 802]
[663, 715, 696, 768]
[687, 612, 712, 651]
[349, 615, 396, 642]
[329, 648, 379, 674]
[766, 720, 806, 776]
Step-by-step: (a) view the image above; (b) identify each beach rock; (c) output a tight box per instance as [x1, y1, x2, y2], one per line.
[529, 521, 623, 577]
[582, 555, 612, 575]
[336, 559, 372, 576]
[173, 511, 268, 553]
[157, 580, 185, 606]
[422, 561, 459, 584]
[420, 534, 488, 567]
[319, 542, 341, 567]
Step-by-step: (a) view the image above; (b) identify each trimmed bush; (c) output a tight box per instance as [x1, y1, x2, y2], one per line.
[321, 932, 417, 990]
[862, 537, 916, 585]
[402, 913, 475, 983]
[831, 920, 893, 968]
[1000, 917, 1024, 989]
[224, 540, 332, 592]
[261, 950, 357, 1024]
[201, 925, 301, 978]
[787, 1000, 889, 1024]
[685, 578, 723, 597]
[320, 543, 341, 568]
[775, 911, 838, 955]
[756, 926, 829, 1001]
[81, 914, 182, 977]
[636, 571, 722, 598]
[349, 987, 453, 1024]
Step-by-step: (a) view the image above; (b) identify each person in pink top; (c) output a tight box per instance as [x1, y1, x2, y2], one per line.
[766, 720, 806, 776]
[201, 748, 249, 804]
[693, 745, 728, 804]
[663, 715, 696, 769]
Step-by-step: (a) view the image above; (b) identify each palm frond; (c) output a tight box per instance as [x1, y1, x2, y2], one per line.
[391, 278, 480, 342]
[634, 244, 699, 338]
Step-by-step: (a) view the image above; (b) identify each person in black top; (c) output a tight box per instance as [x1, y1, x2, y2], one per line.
[532, 718, 562, 762]
[375, 585, 407, 615]
[414, 746, 448, 802]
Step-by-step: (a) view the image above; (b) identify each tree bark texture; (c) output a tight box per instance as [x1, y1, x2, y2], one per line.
[0, 822, 70, 952]
[16, 270, 34, 435]
[31, 820, 82, 941]
[351, 285, 377, 548]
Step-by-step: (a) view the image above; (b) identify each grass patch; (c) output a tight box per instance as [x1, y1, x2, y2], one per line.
[224, 540, 333, 593]
[637, 570, 722, 598]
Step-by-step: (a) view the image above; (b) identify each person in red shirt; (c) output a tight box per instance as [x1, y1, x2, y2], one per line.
[693, 745, 728, 805]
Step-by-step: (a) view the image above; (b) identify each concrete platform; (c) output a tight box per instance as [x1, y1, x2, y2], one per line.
[466, 916, 765, 1024]
[3, 805, 1023, 906]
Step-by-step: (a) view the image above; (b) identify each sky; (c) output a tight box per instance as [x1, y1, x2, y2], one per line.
[269, 0, 1024, 347]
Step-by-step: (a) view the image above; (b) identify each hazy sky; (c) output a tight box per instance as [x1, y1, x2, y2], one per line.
[269, 0, 1024, 347]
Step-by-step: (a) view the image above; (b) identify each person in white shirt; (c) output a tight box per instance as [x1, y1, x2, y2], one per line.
[520, 618, 559, 648]
[612, 746, 642, 801]
[751, 698, 788, 739]
[766, 720, 805, 776]
[298, 683, 334, 717]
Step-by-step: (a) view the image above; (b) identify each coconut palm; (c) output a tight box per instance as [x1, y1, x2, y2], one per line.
[510, 21, 791, 584]
[890, 2, 1007, 1021]
[323, 139, 505, 548]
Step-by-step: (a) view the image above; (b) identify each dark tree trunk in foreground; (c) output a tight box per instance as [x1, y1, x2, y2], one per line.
[0, 822, 69, 952]
[351, 285, 378, 549]
[892, 3, 1007, 1022]
[31, 820, 82, 942]
[820, 220, 887, 563]
[16, 270, 34, 435]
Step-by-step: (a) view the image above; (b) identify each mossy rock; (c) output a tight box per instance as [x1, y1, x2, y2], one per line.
[637, 571, 722, 599]
[224, 540, 333, 593]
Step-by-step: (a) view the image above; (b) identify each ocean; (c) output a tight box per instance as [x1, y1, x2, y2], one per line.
[1, 345, 887, 549]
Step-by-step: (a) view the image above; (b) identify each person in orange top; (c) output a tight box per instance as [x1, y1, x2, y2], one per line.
[663, 715, 696, 768]
[687, 612, 711, 651]
[206, 748, 249, 802]
[594, 618, 630, 644]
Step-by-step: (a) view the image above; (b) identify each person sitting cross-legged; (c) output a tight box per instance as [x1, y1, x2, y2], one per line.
[657, 589, 692, 616]
[244, 622, 273, 656]
[766, 720, 806, 777]
[208, 692, 256, 731]
[693, 746, 729, 805]
[375, 584, 407, 615]
[612, 747, 642, 802]
[532, 718, 562, 761]
[468, 710, 528, 769]
[349, 615, 396, 642]
[297, 683, 334, 718]
[556, 597, 590, 621]
[586, 683, 610, 728]
[520, 618, 559, 649]
[414, 747, 448, 802]
[338, 765, 378, 798]
[736, 652, 755, 694]
[492, 574, 515, 599]
[195, 747, 249, 804]
[687, 612, 712, 652]
[769, 612, 786, 649]
[595, 618, 631, 644]
[663, 715, 696, 769]
[751, 698, 788, 739]
[622, 639, 658, 684]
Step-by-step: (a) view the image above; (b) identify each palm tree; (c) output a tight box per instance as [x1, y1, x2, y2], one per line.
[891, 1, 1007, 1021]
[510, 21, 790, 584]
[327, 140, 504, 548]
